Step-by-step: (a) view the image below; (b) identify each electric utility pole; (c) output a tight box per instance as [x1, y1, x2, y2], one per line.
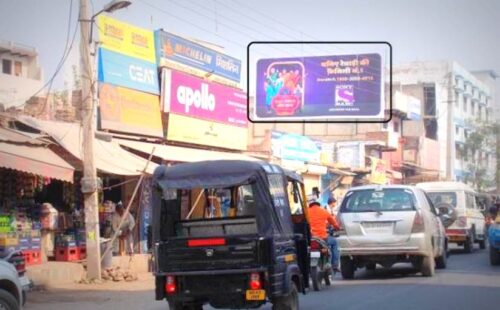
[79, 0, 101, 280]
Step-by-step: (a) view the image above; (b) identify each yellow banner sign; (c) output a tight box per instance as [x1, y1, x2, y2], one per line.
[369, 156, 387, 185]
[97, 15, 156, 63]
[99, 84, 163, 137]
[166, 113, 247, 151]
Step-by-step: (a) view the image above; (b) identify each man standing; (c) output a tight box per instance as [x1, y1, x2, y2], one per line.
[308, 201, 341, 271]
[111, 202, 136, 256]
[326, 197, 339, 217]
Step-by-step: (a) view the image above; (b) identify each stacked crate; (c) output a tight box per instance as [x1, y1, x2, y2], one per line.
[55, 234, 79, 262]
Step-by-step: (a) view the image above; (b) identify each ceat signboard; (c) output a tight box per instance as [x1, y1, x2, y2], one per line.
[98, 48, 160, 95]
[254, 53, 384, 121]
[161, 69, 248, 150]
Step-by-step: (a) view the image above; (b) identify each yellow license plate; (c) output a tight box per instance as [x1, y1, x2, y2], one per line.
[246, 289, 266, 301]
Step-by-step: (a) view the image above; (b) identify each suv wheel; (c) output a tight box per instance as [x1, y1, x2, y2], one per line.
[340, 257, 355, 280]
[0, 289, 19, 310]
[421, 254, 435, 277]
[168, 301, 203, 310]
[272, 283, 299, 310]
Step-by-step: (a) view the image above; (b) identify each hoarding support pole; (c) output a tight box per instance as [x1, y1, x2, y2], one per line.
[80, 0, 101, 280]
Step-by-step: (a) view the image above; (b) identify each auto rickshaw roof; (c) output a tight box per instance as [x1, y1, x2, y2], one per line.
[153, 160, 285, 190]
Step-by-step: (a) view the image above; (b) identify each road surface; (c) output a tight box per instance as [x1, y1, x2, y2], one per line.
[26, 245, 500, 310]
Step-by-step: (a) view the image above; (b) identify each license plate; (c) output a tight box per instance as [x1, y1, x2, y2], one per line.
[363, 222, 391, 229]
[310, 251, 321, 258]
[246, 289, 266, 301]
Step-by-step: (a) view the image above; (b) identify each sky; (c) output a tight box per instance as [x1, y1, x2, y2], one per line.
[0, 0, 499, 98]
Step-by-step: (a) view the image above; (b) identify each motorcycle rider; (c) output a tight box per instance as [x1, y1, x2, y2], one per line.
[308, 200, 341, 270]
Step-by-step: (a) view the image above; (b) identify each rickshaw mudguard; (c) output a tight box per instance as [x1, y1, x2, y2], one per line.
[283, 264, 304, 294]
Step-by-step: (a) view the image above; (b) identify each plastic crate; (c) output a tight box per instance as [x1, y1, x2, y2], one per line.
[77, 245, 87, 260]
[55, 246, 79, 262]
[22, 250, 42, 266]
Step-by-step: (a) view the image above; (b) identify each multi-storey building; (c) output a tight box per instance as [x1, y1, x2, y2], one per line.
[393, 61, 496, 189]
[0, 40, 44, 110]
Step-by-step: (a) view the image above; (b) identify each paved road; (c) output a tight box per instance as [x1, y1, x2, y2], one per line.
[26, 245, 500, 310]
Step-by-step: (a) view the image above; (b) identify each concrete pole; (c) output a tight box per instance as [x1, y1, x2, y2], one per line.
[79, 0, 101, 280]
[446, 72, 454, 181]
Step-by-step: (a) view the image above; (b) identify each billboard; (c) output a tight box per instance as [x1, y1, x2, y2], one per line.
[97, 15, 156, 63]
[155, 31, 241, 86]
[369, 156, 387, 185]
[166, 113, 248, 151]
[98, 83, 163, 137]
[271, 131, 322, 163]
[161, 69, 248, 150]
[98, 48, 159, 95]
[254, 53, 383, 121]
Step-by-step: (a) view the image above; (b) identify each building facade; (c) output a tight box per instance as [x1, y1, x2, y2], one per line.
[393, 61, 496, 189]
[0, 40, 44, 110]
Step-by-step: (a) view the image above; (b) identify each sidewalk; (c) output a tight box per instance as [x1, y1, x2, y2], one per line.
[25, 272, 159, 310]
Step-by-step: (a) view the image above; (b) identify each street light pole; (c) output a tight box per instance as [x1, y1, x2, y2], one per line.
[79, 0, 101, 280]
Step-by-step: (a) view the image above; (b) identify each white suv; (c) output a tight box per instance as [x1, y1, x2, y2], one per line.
[337, 185, 449, 279]
[0, 260, 23, 309]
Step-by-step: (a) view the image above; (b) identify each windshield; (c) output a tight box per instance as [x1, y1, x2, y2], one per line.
[426, 192, 457, 208]
[340, 188, 416, 213]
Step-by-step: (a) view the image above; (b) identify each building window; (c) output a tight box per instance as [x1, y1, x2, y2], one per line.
[14, 61, 22, 77]
[455, 126, 460, 136]
[463, 96, 467, 113]
[471, 101, 475, 117]
[454, 91, 459, 108]
[2, 59, 12, 75]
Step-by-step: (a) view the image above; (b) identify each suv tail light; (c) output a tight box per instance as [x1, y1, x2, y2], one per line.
[457, 216, 467, 227]
[411, 211, 425, 233]
[165, 275, 177, 294]
[9, 252, 26, 276]
[249, 272, 262, 290]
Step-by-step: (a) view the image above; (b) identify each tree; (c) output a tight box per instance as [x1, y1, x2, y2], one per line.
[463, 120, 500, 192]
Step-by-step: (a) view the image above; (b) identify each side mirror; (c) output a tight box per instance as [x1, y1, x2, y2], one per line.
[436, 203, 457, 228]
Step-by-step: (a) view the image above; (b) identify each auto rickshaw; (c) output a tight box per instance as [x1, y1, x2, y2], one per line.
[151, 160, 311, 310]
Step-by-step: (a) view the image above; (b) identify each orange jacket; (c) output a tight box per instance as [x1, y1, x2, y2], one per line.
[308, 206, 340, 239]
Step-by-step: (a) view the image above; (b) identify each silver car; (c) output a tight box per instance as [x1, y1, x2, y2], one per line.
[337, 185, 449, 279]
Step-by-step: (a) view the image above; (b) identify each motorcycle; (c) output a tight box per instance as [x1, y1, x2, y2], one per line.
[309, 236, 332, 291]
[0, 249, 32, 306]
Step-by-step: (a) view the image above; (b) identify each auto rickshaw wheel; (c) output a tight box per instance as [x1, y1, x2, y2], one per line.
[272, 283, 299, 310]
[168, 301, 203, 310]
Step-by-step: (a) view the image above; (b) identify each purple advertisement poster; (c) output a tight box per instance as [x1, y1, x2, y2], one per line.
[255, 53, 382, 120]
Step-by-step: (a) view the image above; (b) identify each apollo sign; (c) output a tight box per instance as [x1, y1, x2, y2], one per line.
[176, 83, 216, 113]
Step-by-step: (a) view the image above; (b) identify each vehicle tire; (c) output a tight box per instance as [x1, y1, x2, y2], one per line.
[435, 252, 447, 269]
[464, 235, 473, 253]
[168, 301, 202, 310]
[323, 269, 331, 286]
[310, 266, 322, 291]
[366, 263, 376, 271]
[340, 257, 355, 280]
[490, 247, 500, 266]
[479, 239, 486, 250]
[273, 283, 299, 310]
[0, 289, 19, 310]
[420, 254, 435, 277]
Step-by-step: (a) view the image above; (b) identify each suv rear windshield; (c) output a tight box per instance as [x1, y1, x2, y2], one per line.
[340, 188, 416, 213]
[426, 192, 457, 208]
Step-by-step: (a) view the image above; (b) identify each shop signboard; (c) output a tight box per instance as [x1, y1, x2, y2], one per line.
[155, 31, 241, 86]
[138, 177, 152, 254]
[336, 142, 365, 169]
[98, 83, 163, 137]
[369, 156, 387, 184]
[162, 69, 247, 150]
[97, 15, 156, 63]
[98, 48, 159, 95]
[271, 131, 322, 163]
[254, 53, 383, 121]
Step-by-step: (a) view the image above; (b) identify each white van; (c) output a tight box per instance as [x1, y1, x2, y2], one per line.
[416, 182, 486, 252]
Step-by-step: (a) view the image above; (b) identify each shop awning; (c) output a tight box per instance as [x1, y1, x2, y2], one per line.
[116, 138, 260, 163]
[0, 141, 74, 182]
[15, 116, 157, 176]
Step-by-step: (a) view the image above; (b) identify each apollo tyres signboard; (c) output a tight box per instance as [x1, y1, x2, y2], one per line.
[161, 69, 247, 150]
[98, 48, 159, 95]
[253, 53, 384, 121]
[155, 31, 242, 87]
